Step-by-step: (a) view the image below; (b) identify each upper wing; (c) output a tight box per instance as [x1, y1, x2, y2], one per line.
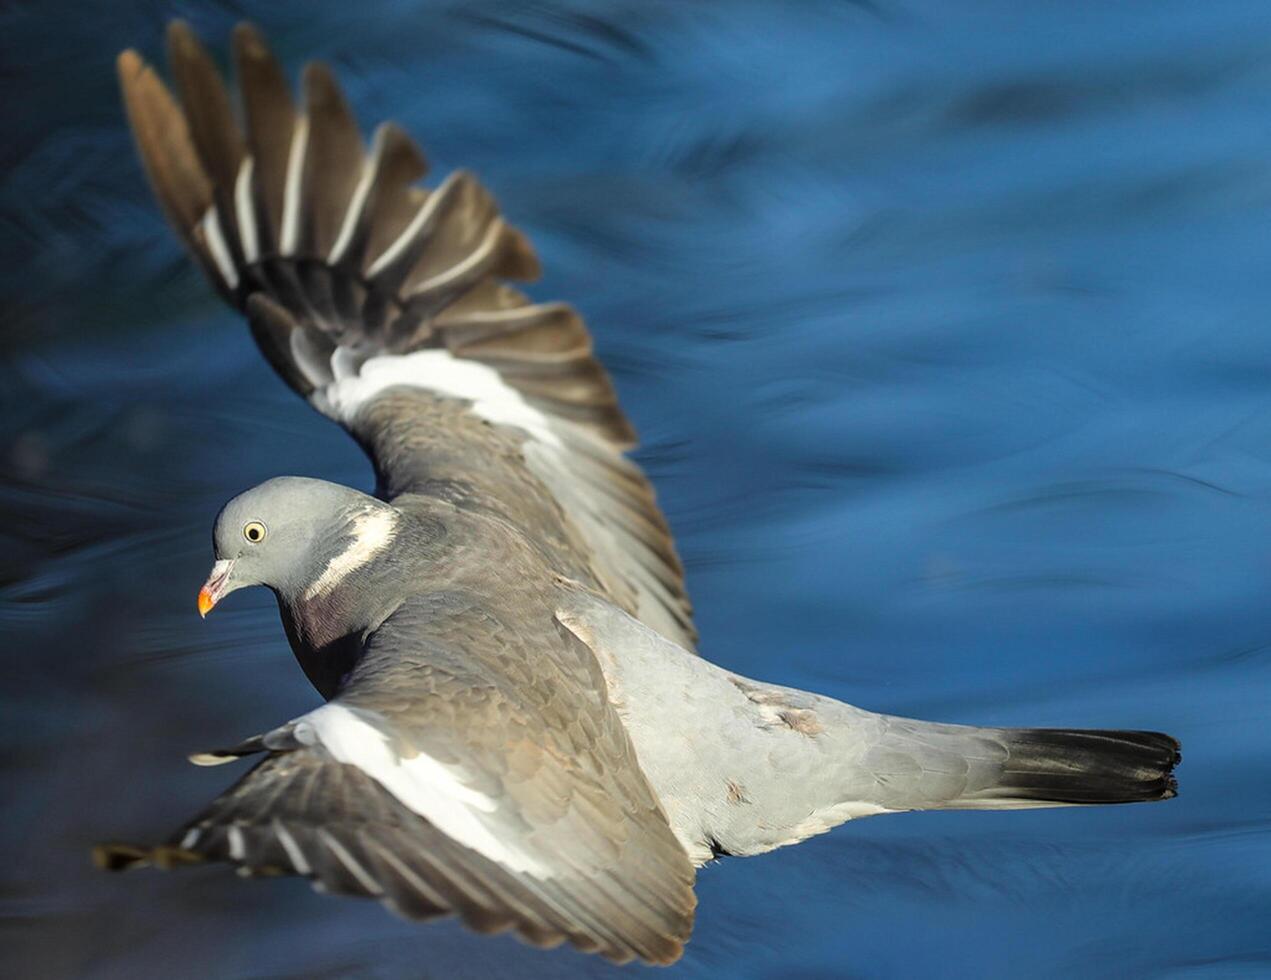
[100, 596, 697, 965]
[116, 21, 695, 651]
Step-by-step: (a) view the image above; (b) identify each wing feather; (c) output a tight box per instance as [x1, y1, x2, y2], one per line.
[296, 62, 365, 260]
[100, 700, 695, 963]
[232, 22, 296, 253]
[118, 23, 695, 650]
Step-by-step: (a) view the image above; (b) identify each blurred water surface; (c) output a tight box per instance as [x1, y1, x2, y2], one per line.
[4, 1, 1271, 977]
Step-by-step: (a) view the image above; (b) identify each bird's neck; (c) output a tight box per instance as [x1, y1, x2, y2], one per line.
[278, 586, 379, 699]
[300, 504, 400, 601]
[275, 501, 408, 698]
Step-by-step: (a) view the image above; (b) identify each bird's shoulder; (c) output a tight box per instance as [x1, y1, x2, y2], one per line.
[341, 585, 607, 726]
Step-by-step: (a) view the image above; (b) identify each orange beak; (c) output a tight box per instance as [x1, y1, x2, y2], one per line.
[198, 559, 235, 618]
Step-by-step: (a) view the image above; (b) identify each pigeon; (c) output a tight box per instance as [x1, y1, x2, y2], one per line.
[97, 22, 1181, 966]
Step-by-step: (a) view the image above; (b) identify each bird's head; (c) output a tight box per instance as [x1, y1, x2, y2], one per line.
[198, 476, 394, 615]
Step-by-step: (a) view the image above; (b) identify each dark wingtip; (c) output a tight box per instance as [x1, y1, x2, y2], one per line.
[302, 60, 344, 109]
[232, 20, 269, 57]
[500, 226, 542, 282]
[93, 842, 149, 871]
[165, 18, 196, 53]
[371, 122, 430, 184]
[93, 842, 204, 872]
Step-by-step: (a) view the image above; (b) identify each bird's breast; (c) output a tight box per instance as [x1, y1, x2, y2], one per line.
[279, 592, 368, 699]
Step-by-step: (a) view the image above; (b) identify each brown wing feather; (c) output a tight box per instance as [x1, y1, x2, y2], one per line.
[166, 22, 245, 211]
[294, 63, 364, 259]
[232, 22, 296, 253]
[115, 50, 215, 273]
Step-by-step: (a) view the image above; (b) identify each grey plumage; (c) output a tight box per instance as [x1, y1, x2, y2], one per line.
[99, 24, 1180, 967]
[555, 590, 1177, 862]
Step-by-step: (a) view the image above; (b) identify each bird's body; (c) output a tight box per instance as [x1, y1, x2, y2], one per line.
[100, 23, 1180, 966]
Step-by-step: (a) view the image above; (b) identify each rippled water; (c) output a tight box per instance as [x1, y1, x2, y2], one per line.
[5, 2, 1271, 977]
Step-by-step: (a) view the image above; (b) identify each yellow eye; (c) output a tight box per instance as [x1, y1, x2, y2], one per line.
[243, 521, 267, 544]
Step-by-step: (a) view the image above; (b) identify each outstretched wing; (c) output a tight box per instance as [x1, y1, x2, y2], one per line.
[99, 596, 697, 965]
[116, 21, 695, 651]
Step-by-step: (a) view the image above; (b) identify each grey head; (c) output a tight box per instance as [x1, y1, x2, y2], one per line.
[197, 476, 392, 615]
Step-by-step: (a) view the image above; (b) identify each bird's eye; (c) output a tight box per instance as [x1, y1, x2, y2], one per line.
[243, 521, 267, 544]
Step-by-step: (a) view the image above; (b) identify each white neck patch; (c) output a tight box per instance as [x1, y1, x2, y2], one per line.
[304, 507, 398, 600]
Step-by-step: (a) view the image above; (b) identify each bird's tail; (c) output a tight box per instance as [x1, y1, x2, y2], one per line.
[940, 727, 1179, 810]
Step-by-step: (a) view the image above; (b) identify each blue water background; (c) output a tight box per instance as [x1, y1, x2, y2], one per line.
[3, 1, 1270, 976]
